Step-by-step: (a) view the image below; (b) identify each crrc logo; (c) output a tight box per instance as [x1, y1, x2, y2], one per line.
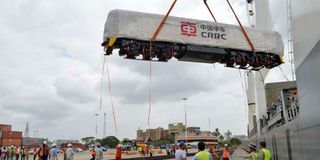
[180, 22, 197, 37]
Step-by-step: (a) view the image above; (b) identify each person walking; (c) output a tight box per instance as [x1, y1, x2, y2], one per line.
[221, 144, 231, 160]
[95, 145, 103, 160]
[1, 147, 7, 160]
[175, 141, 187, 160]
[24, 147, 29, 160]
[247, 144, 259, 160]
[208, 144, 218, 160]
[8, 146, 15, 160]
[89, 146, 95, 160]
[38, 141, 50, 160]
[20, 146, 26, 160]
[259, 142, 271, 160]
[115, 144, 122, 160]
[49, 143, 58, 160]
[33, 148, 37, 160]
[14, 146, 19, 160]
[66, 144, 74, 160]
[62, 147, 67, 160]
[192, 142, 213, 160]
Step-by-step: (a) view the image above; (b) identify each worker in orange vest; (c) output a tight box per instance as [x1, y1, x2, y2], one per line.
[90, 145, 95, 160]
[33, 148, 37, 160]
[115, 144, 122, 160]
[38, 141, 50, 160]
[221, 144, 231, 160]
[208, 144, 219, 160]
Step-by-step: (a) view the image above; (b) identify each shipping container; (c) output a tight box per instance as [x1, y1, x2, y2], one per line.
[0, 131, 22, 139]
[0, 124, 12, 131]
[0, 138, 22, 146]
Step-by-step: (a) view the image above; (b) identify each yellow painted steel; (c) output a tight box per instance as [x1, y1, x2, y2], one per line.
[107, 37, 117, 47]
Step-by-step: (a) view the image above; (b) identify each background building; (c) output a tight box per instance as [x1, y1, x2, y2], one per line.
[136, 127, 169, 141]
[168, 123, 185, 135]
[187, 127, 201, 133]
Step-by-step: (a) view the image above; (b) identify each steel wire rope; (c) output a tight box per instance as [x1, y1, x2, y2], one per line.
[226, 0, 255, 53]
[278, 66, 290, 82]
[104, 56, 119, 137]
[203, 0, 217, 22]
[99, 57, 106, 110]
[238, 70, 248, 119]
[147, 0, 178, 137]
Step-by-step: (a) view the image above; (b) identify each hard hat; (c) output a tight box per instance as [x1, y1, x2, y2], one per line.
[52, 143, 57, 147]
[224, 144, 228, 147]
[43, 141, 47, 144]
[178, 141, 185, 146]
[248, 144, 257, 150]
[67, 143, 72, 147]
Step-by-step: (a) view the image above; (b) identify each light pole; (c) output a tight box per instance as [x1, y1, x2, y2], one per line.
[182, 98, 188, 142]
[95, 113, 99, 139]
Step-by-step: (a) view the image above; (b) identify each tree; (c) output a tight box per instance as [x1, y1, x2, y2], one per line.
[224, 130, 232, 140]
[215, 128, 220, 136]
[101, 136, 120, 148]
[230, 138, 242, 146]
[95, 138, 102, 144]
[218, 135, 225, 141]
[121, 138, 130, 145]
[81, 137, 95, 146]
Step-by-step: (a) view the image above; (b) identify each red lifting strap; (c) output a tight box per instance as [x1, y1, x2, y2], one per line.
[226, 0, 255, 53]
[151, 0, 178, 42]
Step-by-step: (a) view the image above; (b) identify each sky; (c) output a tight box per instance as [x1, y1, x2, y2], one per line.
[0, 0, 292, 141]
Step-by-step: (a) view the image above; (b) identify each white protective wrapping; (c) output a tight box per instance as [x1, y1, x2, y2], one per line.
[103, 9, 284, 55]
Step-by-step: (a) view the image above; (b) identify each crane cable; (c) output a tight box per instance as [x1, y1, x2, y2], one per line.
[100, 56, 119, 137]
[238, 70, 248, 119]
[278, 66, 290, 82]
[147, 0, 178, 130]
[147, 58, 152, 127]
[226, 0, 256, 53]
[99, 57, 106, 110]
[148, 0, 219, 127]
[148, 0, 256, 132]
[203, 0, 217, 22]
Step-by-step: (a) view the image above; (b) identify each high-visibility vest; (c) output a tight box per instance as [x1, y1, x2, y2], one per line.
[90, 149, 95, 155]
[249, 152, 259, 160]
[39, 148, 43, 157]
[260, 148, 271, 160]
[20, 149, 25, 156]
[115, 145, 122, 160]
[208, 145, 214, 153]
[194, 151, 211, 160]
[33, 149, 37, 155]
[39, 146, 49, 156]
[222, 147, 230, 158]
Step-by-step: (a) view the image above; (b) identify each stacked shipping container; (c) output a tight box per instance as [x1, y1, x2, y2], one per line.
[0, 124, 22, 146]
[0, 124, 12, 131]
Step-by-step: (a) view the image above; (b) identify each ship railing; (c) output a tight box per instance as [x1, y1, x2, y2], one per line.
[267, 110, 284, 129]
[286, 104, 299, 121]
